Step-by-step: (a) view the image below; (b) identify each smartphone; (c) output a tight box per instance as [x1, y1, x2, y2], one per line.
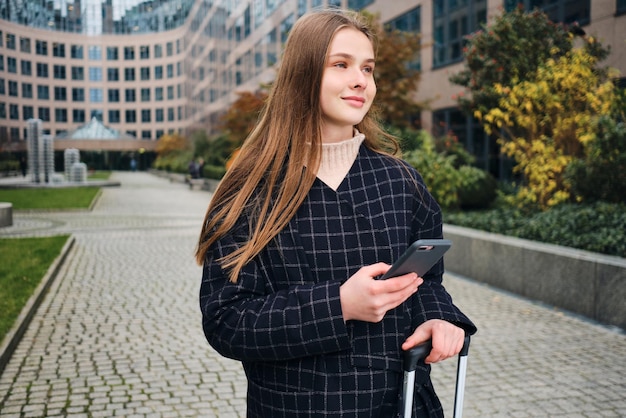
[379, 239, 452, 280]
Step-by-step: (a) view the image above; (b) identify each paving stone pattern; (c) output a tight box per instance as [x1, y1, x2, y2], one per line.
[0, 172, 624, 417]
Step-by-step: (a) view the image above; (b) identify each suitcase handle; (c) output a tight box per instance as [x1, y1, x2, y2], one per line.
[403, 334, 471, 372]
[403, 340, 432, 371]
[401, 334, 471, 418]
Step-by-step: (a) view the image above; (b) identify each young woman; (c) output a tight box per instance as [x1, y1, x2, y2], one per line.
[196, 9, 476, 417]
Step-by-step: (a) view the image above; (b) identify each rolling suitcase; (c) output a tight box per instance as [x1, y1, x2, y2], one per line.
[401, 334, 471, 418]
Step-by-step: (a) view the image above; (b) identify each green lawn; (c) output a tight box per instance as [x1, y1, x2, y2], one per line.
[0, 235, 70, 343]
[0, 177, 107, 344]
[0, 187, 100, 210]
[0, 171, 110, 210]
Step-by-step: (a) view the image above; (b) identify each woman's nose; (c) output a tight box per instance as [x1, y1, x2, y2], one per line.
[351, 69, 367, 89]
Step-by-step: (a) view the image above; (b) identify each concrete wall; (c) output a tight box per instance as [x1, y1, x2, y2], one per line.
[443, 224, 626, 330]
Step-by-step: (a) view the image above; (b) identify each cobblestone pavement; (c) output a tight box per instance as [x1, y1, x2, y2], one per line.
[1, 171, 625, 417]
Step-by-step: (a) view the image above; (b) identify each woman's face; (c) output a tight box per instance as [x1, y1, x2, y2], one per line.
[319, 27, 376, 143]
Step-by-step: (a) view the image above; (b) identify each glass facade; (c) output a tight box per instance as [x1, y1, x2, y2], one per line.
[506, 0, 590, 25]
[0, 0, 195, 34]
[433, 0, 487, 68]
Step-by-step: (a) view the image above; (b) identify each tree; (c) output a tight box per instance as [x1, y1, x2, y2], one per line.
[219, 89, 268, 151]
[155, 133, 188, 157]
[359, 12, 422, 129]
[477, 47, 616, 209]
[449, 5, 608, 119]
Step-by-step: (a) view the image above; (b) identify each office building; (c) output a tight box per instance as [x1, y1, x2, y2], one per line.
[1, 0, 624, 174]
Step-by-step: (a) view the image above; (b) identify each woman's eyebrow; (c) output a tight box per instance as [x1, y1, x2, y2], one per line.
[328, 52, 375, 63]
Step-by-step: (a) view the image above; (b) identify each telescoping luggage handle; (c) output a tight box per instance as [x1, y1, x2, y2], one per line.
[401, 334, 471, 418]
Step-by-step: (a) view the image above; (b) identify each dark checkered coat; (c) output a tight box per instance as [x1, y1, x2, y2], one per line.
[200, 145, 476, 417]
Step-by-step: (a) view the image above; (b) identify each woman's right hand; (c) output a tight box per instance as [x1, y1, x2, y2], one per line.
[339, 263, 422, 323]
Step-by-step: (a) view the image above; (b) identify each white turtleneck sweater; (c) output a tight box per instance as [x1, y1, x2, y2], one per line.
[316, 132, 365, 191]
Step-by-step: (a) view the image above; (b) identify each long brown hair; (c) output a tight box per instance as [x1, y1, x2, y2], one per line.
[195, 9, 401, 281]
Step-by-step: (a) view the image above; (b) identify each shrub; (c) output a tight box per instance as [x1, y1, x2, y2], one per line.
[445, 202, 626, 257]
[404, 147, 462, 210]
[202, 164, 226, 180]
[457, 165, 497, 210]
[404, 130, 496, 211]
[564, 116, 626, 204]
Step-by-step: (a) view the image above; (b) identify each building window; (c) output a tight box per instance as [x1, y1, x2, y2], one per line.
[124, 46, 135, 60]
[86, 46, 100, 61]
[126, 109, 137, 123]
[38, 107, 50, 121]
[141, 109, 151, 122]
[167, 86, 174, 100]
[140, 45, 150, 59]
[167, 64, 174, 78]
[387, 6, 421, 70]
[106, 47, 118, 60]
[140, 66, 150, 80]
[125, 89, 136, 102]
[166, 42, 173, 56]
[125, 68, 135, 81]
[53, 65, 66, 79]
[0, 55, 3, 71]
[107, 68, 119, 81]
[141, 88, 150, 102]
[23, 105, 34, 120]
[37, 63, 48, 78]
[155, 87, 164, 101]
[7, 57, 17, 73]
[154, 66, 163, 79]
[507, 0, 590, 25]
[108, 89, 120, 103]
[72, 88, 85, 102]
[433, 0, 487, 68]
[168, 107, 175, 121]
[53, 42, 66, 57]
[10, 104, 19, 120]
[6, 33, 16, 50]
[347, 0, 374, 9]
[89, 67, 103, 81]
[619, 0, 626, 14]
[109, 110, 120, 123]
[54, 86, 67, 101]
[73, 109, 85, 123]
[21, 60, 32, 76]
[433, 107, 509, 179]
[0, 103, 5, 119]
[71, 66, 84, 80]
[141, 130, 151, 139]
[37, 85, 49, 100]
[90, 88, 103, 102]
[55, 108, 68, 122]
[20, 37, 31, 53]
[0, 78, 4, 95]
[22, 82, 33, 98]
[154, 44, 163, 58]
[155, 108, 164, 122]
[36, 40, 48, 55]
[71, 45, 83, 59]
[8, 80, 18, 96]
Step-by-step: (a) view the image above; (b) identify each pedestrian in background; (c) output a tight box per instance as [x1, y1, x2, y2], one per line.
[196, 9, 475, 417]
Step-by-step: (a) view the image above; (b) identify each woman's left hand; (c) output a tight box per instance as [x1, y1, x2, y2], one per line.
[401, 319, 465, 364]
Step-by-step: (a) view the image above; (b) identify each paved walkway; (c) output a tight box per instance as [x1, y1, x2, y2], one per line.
[0, 171, 624, 417]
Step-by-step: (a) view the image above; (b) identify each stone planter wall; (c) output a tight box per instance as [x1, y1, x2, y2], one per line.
[443, 224, 626, 330]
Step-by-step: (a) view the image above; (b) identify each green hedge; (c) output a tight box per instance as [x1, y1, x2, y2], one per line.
[445, 201, 626, 258]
